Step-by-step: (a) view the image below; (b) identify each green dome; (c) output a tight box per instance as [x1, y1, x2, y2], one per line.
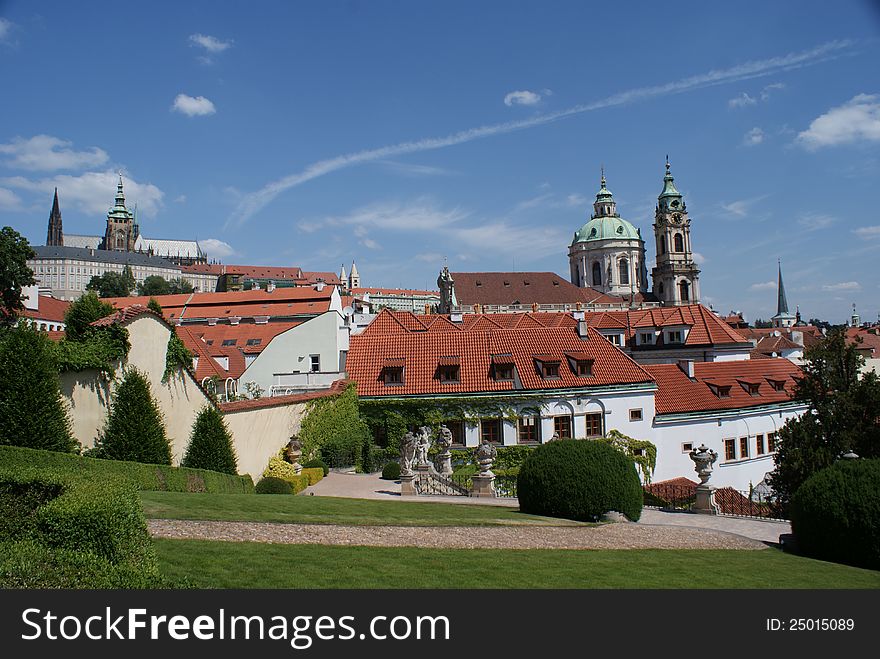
[572, 215, 641, 245]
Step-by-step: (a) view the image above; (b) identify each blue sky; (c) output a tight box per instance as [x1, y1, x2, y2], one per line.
[2, 1, 879, 324]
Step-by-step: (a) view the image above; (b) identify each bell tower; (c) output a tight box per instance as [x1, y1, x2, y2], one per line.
[651, 158, 700, 305]
[102, 175, 137, 252]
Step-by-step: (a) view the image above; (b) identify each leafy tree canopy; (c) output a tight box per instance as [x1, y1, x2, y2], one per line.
[86, 267, 135, 298]
[0, 226, 37, 327]
[769, 329, 880, 505]
[137, 275, 170, 296]
[64, 292, 114, 341]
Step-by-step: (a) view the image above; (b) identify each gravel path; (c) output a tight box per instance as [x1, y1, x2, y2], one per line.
[148, 519, 766, 550]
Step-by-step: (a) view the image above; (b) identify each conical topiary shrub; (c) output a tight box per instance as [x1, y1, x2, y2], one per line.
[0, 322, 76, 452]
[92, 367, 171, 464]
[181, 405, 238, 475]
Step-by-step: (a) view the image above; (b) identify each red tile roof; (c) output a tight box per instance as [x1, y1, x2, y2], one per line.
[583, 305, 749, 347]
[451, 271, 623, 306]
[647, 358, 802, 415]
[738, 326, 823, 349]
[349, 310, 654, 397]
[91, 304, 167, 327]
[847, 327, 880, 357]
[20, 296, 70, 323]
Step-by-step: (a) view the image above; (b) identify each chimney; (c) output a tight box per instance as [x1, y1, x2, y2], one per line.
[577, 319, 589, 339]
[677, 359, 695, 378]
[315, 281, 325, 292]
[450, 311, 463, 323]
[474, 303, 482, 314]
[790, 330, 804, 347]
[267, 280, 276, 293]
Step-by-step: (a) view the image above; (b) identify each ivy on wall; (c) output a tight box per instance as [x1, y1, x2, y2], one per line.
[300, 383, 371, 466]
[53, 325, 130, 374]
[162, 333, 195, 383]
[598, 429, 657, 483]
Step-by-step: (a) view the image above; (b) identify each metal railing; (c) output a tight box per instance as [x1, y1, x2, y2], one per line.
[494, 474, 518, 499]
[713, 487, 788, 520]
[643, 482, 696, 511]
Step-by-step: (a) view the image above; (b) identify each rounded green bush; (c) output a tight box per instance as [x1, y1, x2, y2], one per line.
[517, 439, 643, 522]
[790, 458, 880, 570]
[381, 461, 401, 480]
[303, 459, 329, 477]
[254, 477, 294, 495]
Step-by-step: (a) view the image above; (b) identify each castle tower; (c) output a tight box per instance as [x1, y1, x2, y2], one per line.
[339, 264, 348, 293]
[46, 188, 63, 246]
[102, 175, 137, 252]
[651, 158, 700, 305]
[349, 261, 360, 289]
[568, 170, 648, 297]
[771, 261, 796, 328]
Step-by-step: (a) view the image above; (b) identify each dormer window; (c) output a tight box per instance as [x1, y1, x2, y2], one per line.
[490, 354, 516, 381]
[565, 352, 593, 377]
[534, 356, 561, 379]
[738, 380, 761, 396]
[706, 382, 731, 399]
[601, 332, 624, 346]
[767, 378, 787, 392]
[246, 338, 262, 346]
[382, 358, 405, 386]
[221, 339, 237, 346]
[637, 331, 656, 346]
[437, 356, 460, 383]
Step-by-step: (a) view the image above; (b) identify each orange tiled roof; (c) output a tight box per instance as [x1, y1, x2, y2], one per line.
[20, 295, 70, 323]
[647, 358, 802, 415]
[583, 305, 749, 347]
[450, 271, 623, 306]
[183, 322, 300, 354]
[349, 310, 654, 397]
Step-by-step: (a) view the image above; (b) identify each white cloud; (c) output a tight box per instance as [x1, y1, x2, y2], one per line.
[566, 193, 587, 207]
[0, 17, 13, 43]
[692, 252, 707, 265]
[189, 33, 232, 53]
[360, 237, 381, 250]
[0, 187, 23, 210]
[376, 160, 454, 177]
[821, 281, 861, 292]
[174, 194, 187, 204]
[1, 170, 164, 217]
[199, 238, 235, 259]
[414, 253, 444, 263]
[0, 135, 109, 171]
[797, 94, 880, 150]
[797, 212, 837, 231]
[228, 40, 853, 227]
[761, 82, 785, 100]
[728, 92, 757, 108]
[853, 225, 880, 238]
[171, 94, 216, 117]
[720, 195, 770, 218]
[750, 281, 777, 291]
[743, 127, 765, 146]
[504, 90, 542, 107]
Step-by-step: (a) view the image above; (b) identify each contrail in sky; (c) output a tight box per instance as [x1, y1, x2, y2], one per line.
[227, 39, 852, 229]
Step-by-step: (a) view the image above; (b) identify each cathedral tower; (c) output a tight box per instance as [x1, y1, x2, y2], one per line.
[46, 188, 63, 246]
[651, 158, 700, 305]
[102, 175, 138, 252]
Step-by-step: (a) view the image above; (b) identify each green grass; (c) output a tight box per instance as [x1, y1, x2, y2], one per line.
[154, 539, 880, 589]
[141, 491, 586, 527]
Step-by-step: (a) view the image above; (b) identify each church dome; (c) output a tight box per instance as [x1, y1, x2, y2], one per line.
[572, 215, 641, 245]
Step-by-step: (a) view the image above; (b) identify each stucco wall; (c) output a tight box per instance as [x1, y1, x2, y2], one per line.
[58, 314, 309, 479]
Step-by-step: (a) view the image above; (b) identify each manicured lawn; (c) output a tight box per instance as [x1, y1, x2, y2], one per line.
[153, 539, 880, 589]
[141, 491, 586, 526]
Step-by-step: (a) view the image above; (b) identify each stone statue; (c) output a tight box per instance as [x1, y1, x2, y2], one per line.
[285, 435, 303, 474]
[400, 431, 417, 476]
[689, 444, 718, 485]
[435, 424, 454, 476]
[475, 440, 498, 477]
[415, 425, 432, 466]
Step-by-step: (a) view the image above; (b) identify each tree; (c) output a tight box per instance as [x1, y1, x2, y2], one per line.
[91, 367, 171, 464]
[753, 318, 773, 329]
[64, 292, 114, 341]
[180, 406, 238, 474]
[147, 297, 164, 315]
[168, 278, 194, 294]
[768, 329, 880, 505]
[0, 226, 37, 327]
[86, 270, 135, 298]
[0, 322, 76, 452]
[137, 275, 171, 296]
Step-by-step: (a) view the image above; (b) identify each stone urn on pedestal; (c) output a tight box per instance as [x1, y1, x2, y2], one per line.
[689, 443, 719, 514]
[285, 436, 303, 475]
[471, 440, 498, 498]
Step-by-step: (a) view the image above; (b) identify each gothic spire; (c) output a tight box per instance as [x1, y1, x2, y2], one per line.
[46, 187, 64, 246]
[776, 260, 789, 316]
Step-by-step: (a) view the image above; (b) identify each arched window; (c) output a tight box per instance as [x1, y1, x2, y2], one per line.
[679, 280, 690, 302]
[592, 262, 602, 287]
[618, 258, 629, 285]
[674, 233, 684, 252]
[661, 235, 667, 255]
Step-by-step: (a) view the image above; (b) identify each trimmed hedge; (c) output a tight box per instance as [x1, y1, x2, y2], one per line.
[790, 459, 880, 570]
[303, 458, 329, 477]
[0, 445, 253, 493]
[255, 477, 294, 494]
[301, 467, 324, 486]
[381, 461, 401, 480]
[517, 439, 643, 522]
